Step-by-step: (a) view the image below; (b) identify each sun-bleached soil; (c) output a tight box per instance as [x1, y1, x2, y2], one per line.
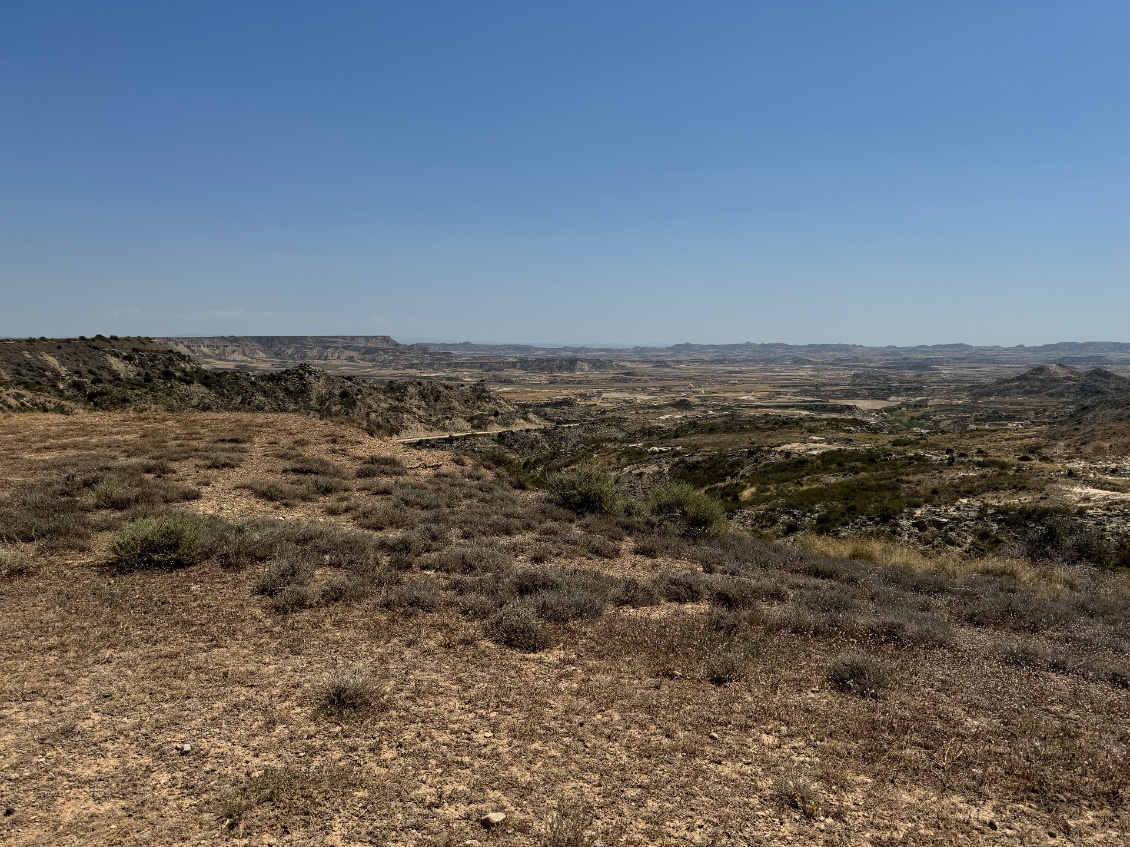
[1, 412, 1128, 846]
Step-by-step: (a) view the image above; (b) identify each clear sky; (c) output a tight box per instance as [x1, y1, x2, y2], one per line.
[2, 1, 1127, 345]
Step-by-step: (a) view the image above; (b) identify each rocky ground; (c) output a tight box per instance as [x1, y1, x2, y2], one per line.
[1, 411, 1128, 846]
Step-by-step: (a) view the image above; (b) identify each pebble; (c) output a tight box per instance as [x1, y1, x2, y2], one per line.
[480, 812, 506, 828]
[179, 743, 192, 755]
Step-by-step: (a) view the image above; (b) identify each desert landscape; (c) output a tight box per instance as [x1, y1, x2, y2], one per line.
[1, 336, 1128, 846]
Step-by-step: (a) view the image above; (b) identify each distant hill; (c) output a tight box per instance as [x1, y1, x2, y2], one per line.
[971, 364, 1130, 403]
[161, 335, 418, 364]
[164, 336, 1130, 369]
[0, 337, 532, 436]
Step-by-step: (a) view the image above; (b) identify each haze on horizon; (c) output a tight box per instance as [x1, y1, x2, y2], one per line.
[2, 2, 1127, 347]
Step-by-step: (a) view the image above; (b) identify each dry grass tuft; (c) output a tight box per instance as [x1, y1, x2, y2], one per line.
[541, 801, 598, 847]
[313, 670, 380, 721]
[827, 652, 892, 698]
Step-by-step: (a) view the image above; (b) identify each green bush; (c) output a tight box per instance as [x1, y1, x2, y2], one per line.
[546, 464, 622, 515]
[646, 483, 725, 538]
[110, 512, 209, 571]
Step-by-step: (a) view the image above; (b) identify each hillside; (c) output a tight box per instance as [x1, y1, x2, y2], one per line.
[0, 337, 533, 436]
[1, 411, 1128, 845]
[160, 335, 417, 364]
[971, 364, 1130, 402]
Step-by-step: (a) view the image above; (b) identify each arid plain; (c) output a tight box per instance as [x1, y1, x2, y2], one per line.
[2, 337, 1129, 845]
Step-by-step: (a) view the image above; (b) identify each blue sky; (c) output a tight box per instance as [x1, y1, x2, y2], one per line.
[2, 1, 1127, 345]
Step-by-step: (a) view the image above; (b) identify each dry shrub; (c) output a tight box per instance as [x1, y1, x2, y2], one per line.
[428, 543, 513, 574]
[391, 481, 449, 511]
[382, 577, 446, 613]
[580, 534, 620, 559]
[284, 454, 347, 477]
[526, 542, 555, 564]
[318, 571, 370, 605]
[592, 610, 730, 679]
[356, 455, 407, 478]
[652, 571, 707, 603]
[322, 496, 354, 516]
[0, 483, 90, 548]
[304, 475, 349, 496]
[827, 653, 891, 698]
[704, 645, 748, 686]
[90, 462, 201, 511]
[353, 503, 418, 531]
[1001, 642, 1077, 674]
[484, 601, 554, 652]
[270, 584, 314, 613]
[610, 576, 661, 608]
[773, 767, 824, 819]
[775, 605, 851, 637]
[958, 587, 1073, 633]
[632, 533, 690, 560]
[218, 765, 357, 830]
[542, 801, 597, 847]
[200, 450, 245, 469]
[313, 670, 379, 721]
[711, 576, 789, 608]
[238, 477, 313, 505]
[0, 545, 35, 578]
[533, 575, 608, 623]
[254, 554, 315, 598]
[865, 611, 952, 649]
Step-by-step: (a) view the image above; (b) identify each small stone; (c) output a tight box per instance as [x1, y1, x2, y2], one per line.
[480, 812, 506, 828]
[987, 820, 998, 831]
[179, 743, 192, 755]
[3, 807, 14, 817]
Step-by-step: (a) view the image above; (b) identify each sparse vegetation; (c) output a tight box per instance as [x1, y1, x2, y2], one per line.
[6, 345, 1130, 844]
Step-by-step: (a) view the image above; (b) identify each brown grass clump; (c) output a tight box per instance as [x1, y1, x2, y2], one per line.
[827, 652, 892, 698]
[312, 670, 380, 721]
[238, 476, 315, 505]
[0, 544, 35, 578]
[484, 601, 554, 652]
[355, 454, 408, 478]
[0, 482, 91, 548]
[772, 767, 825, 820]
[541, 801, 598, 847]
